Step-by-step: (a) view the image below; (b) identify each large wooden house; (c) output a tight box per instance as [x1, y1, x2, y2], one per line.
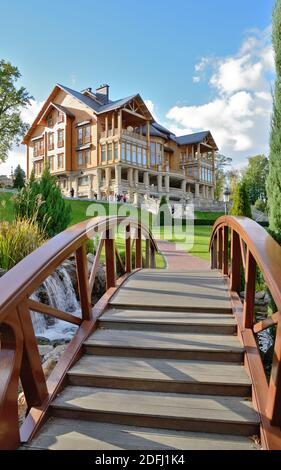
[23, 83, 218, 204]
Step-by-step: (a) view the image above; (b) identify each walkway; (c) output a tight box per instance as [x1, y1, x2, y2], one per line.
[156, 240, 209, 270]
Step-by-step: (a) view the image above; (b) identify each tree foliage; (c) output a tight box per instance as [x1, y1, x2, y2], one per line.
[267, 0, 281, 232]
[14, 166, 72, 237]
[230, 182, 252, 218]
[214, 154, 232, 200]
[0, 60, 32, 162]
[13, 164, 25, 189]
[243, 155, 269, 204]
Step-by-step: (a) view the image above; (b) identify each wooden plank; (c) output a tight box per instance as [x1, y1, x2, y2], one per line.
[75, 245, 91, 320]
[28, 299, 82, 326]
[50, 386, 259, 436]
[25, 418, 257, 450]
[110, 269, 232, 312]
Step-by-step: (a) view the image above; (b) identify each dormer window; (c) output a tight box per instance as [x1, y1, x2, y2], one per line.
[58, 111, 64, 123]
[47, 114, 53, 128]
[57, 129, 64, 148]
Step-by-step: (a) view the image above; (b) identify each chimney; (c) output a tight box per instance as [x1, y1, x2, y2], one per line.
[96, 84, 109, 104]
[81, 87, 92, 94]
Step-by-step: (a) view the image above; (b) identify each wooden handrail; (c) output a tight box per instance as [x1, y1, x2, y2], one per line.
[0, 215, 158, 450]
[210, 216, 281, 449]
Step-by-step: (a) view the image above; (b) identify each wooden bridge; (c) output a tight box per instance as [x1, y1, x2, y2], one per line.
[0, 215, 281, 450]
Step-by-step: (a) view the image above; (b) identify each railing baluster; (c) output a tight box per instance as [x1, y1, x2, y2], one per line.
[267, 319, 281, 426]
[105, 228, 115, 289]
[18, 299, 48, 409]
[223, 226, 229, 275]
[145, 238, 150, 268]
[135, 227, 142, 268]
[243, 249, 256, 329]
[218, 228, 223, 270]
[230, 230, 241, 292]
[211, 232, 218, 269]
[150, 242, 156, 268]
[125, 224, 131, 273]
[76, 244, 92, 320]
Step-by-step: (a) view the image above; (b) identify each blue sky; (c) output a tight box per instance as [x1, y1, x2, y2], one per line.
[0, 0, 276, 174]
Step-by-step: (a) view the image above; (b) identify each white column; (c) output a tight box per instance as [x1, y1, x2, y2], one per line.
[128, 168, 134, 187]
[181, 180, 187, 192]
[144, 171, 149, 188]
[157, 173, 162, 192]
[164, 174, 170, 193]
[96, 168, 101, 199]
[134, 169, 139, 187]
[195, 183, 200, 198]
[210, 187, 215, 200]
[115, 165, 121, 185]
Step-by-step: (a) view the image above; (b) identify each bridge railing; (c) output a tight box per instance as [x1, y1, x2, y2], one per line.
[210, 215, 281, 449]
[0, 215, 158, 450]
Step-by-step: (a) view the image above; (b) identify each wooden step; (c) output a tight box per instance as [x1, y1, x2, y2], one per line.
[99, 308, 237, 334]
[25, 418, 258, 450]
[50, 386, 259, 436]
[68, 355, 251, 396]
[84, 328, 244, 362]
[110, 269, 232, 313]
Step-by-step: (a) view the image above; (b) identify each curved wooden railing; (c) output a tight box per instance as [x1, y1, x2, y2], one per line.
[210, 216, 281, 450]
[0, 215, 158, 450]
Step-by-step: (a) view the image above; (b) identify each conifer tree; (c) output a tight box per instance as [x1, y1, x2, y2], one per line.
[230, 182, 252, 218]
[267, 0, 281, 232]
[13, 164, 25, 189]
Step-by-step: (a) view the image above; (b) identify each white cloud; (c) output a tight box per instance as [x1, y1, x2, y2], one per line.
[166, 27, 274, 166]
[0, 100, 44, 176]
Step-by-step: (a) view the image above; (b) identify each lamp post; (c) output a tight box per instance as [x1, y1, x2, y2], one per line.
[223, 187, 231, 215]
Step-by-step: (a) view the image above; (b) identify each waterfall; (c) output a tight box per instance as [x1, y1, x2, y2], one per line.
[31, 266, 81, 342]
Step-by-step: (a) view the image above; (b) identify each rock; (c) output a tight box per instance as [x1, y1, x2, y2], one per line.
[36, 336, 52, 345]
[38, 344, 53, 359]
[43, 344, 68, 362]
[255, 291, 265, 300]
[91, 265, 106, 304]
[61, 259, 78, 292]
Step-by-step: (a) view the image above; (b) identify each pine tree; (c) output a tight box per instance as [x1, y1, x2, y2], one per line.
[14, 166, 72, 237]
[230, 182, 252, 218]
[13, 164, 25, 189]
[267, 0, 281, 233]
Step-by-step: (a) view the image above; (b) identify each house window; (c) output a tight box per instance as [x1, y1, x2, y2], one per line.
[137, 146, 142, 165]
[101, 144, 106, 162]
[48, 155, 54, 171]
[143, 147, 147, 166]
[108, 143, 113, 161]
[57, 153, 64, 169]
[34, 161, 43, 176]
[47, 115, 53, 127]
[84, 125, 91, 144]
[33, 138, 44, 157]
[126, 142, 131, 162]
[156, 143, 162, 165]
[78, 176, 89, 186]
[58, 111, 64, 123]
[77, 151, 83, 166]
[121, 142, 126, 161]
[78, 127, 83, 146]
[85, 149, 90, 165]
[48, 132, 54, 151]
[57, 129, 64, 147]
[150, 142, 156, 166]
[132, 145, 137, 163]
[114, 142, 119, 160]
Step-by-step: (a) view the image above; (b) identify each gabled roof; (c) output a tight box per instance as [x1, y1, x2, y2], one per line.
[176, 131, 216, 147]
[38, 102, 75, 124]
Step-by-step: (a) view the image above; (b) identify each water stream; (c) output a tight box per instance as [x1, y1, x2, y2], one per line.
[31, 266, 81, 342]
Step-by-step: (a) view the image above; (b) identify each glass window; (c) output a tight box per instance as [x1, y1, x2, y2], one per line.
[78, 127, 83, 145]
[126, 142, 131, 162]
[78, 176, 89, 186]
[137, 146, 142, 165]
[57, 153, 64, 169]
[121, 142, 126, 161]
[143, 147, 147, 166]
[48, 156, 54, 171]
[57, 129, 64, 147]
[77, 152, 83, 166]
[108, 143, 113, 161]
[48, 132, 54, 150]
[101, 144, 106, 162]
[114, 142, 119, 160]
[150, 142, 156, 165]
[132, 145, 136, 163]
[156, 143, 162, 164]
[84, 125, 91, 143]
[194, 167, 198, 179]
[85, 149, 90, 165]
[58, 111, 64, 123]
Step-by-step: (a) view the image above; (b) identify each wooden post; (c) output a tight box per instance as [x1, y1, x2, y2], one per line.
[150, 242, 156, 268]
[230, 230, 241, 292]
[76, 245, 92, 320]
[18, 299, 48, 409]
[145, 239, 150, 268]
[218, 228, 223, 270]
[243, 249, 256, 329]
[223, 226, 229, 275]
[125, 224, 131, 273]
[267, 319, 281, 426]
[147, 121, 151, 167]
[211, 233, 217, 269]
[105, 229, 115, 289]
[135, 227, 142, 268]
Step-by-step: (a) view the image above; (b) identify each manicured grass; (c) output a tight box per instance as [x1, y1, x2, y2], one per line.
[0, 192, 15, 223]
[195, 211, 224, 221]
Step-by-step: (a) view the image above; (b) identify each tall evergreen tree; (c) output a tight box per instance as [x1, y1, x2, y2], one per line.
[267, 0, 281, 232]
[14, 166, 71, 237]
[13, 164, 25, 189]
[230, 182, 252, 218]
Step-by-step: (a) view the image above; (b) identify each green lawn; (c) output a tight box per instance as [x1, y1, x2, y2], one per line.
[0, 192, 211, 262]
[195, 211, 224, 220]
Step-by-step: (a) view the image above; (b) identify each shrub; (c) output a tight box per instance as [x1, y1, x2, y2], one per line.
[14, 166, 72, 237]
[254, 199, 268, 213]
[230, 182, 252, 218]
[0, 218, 45, 270]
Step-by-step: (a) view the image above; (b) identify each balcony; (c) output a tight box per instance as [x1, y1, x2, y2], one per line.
[100, 128, 147, 143]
